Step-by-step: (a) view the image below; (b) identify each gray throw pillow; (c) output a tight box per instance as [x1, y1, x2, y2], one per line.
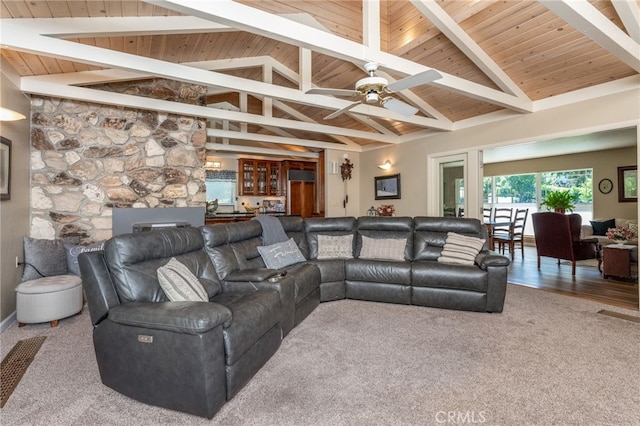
[64, 241, 105, 276]
[157, 257, 208, 302]
[22, 237, 68, 281]
[359, 235, 406, 261]
[257, 238, 306, 269]
[317, 234, 353, 259]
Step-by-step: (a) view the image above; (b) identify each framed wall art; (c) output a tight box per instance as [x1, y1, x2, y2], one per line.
[375, 173, 401, 200]
[0, 137, 11, 201]
[617, 165, 637, 202]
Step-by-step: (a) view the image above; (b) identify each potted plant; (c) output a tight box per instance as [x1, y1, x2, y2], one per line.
[540, 190, 577, 214]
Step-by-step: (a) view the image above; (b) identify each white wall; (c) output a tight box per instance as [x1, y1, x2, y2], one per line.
[0, 63, 32, 327]
[324, 149, 361, 218]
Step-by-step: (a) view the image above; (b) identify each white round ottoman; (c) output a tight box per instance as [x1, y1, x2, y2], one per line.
[16, 275, 83, 327]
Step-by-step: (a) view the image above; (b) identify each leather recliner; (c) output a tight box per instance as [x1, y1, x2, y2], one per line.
[201, 219, 320, 335]
[345, 216, 414, 304]
[79, 227, 282, 418]
[411, 216, 507, 312]
[304, 216, 356, 301]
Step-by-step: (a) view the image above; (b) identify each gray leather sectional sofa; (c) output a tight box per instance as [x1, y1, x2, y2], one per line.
[79, 215, 510, 418]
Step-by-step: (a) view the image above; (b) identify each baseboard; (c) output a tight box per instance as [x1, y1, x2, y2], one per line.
[0, 311, 17, 334]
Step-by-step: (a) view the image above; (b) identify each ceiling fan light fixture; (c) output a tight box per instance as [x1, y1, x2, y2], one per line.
[365, 92, 379, 104]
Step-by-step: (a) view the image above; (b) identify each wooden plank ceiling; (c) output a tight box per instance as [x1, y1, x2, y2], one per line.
[1, 0, 638, 158]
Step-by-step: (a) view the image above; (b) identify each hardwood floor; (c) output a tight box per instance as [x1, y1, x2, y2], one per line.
[504, 245, 639, 311]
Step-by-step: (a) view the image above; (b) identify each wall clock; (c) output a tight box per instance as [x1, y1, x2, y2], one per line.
[598, 178, 613, 194]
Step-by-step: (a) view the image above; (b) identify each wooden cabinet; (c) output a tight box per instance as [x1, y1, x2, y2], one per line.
[268, 162, 281, 195]
[239, 159, 281, 196]
[238, 158, 322, 218]
[603, 245, 635, 280]
[283, 160, 317, 218]
[289, 180, 315, 218]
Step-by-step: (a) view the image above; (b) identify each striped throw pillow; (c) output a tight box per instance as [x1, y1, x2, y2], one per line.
[157, 257, 208, 302]
[437, 232, 486, 265]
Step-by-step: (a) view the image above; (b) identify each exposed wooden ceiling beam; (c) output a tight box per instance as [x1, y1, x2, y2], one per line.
[7, 16, 229, 37]
[612, 0, 640, 44]
[205, 142, 320, 158]
[540, 0, 640, 72]
[207, 129, 351, 151]
[410, 0, 530, 100]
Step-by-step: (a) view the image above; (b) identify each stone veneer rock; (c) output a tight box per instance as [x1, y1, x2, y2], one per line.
[29, 79, 207, 243]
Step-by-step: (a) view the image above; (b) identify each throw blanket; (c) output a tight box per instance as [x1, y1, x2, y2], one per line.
[251, 215, 289, 245]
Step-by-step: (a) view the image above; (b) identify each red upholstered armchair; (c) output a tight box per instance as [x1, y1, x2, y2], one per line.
[531, 212, 601, 275]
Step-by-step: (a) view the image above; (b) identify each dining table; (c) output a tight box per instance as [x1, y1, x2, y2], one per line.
[484, 220, 514, 250]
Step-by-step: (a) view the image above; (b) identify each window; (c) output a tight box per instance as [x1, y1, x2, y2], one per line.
[540, 169, 592, 205]
[484, 168, 593, 235]
[205, 170, 237, 205]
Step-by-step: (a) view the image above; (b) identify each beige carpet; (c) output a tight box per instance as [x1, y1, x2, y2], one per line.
[1, 284, 638, 425]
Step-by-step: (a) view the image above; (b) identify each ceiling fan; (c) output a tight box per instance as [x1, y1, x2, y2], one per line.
[306, 62, 442, 120]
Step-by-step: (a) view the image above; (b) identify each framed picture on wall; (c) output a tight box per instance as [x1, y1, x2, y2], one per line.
[617, 165, 637, 202]
[375, 173, 401, 200]
[0, 137, 11, 201]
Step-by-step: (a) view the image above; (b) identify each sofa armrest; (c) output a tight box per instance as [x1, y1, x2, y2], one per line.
[579, 237, 599, 244]
[475, 251, 511, 269]
[222, 275, 296, 337]
[225, 268, 279, 282]
[108, 301, 232, 335]
[581, 224, 594, 239]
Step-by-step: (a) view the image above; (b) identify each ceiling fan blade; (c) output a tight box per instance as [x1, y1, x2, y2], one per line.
[306, 88, 360, 97]
[386, 69, 442, 92]
[324, 101, 361, 120]
[381, 98, 419, 117]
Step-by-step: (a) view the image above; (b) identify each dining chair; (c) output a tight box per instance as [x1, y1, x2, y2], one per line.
[483, 207, 493, 223]
[495, 208, 528, 260]
[491, 208, 513, 250]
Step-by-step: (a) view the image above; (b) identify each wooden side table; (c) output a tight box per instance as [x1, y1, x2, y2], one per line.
[602, 244, 636, 280]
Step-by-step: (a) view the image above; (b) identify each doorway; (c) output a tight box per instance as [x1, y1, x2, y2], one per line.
[440, 161, 464, 217]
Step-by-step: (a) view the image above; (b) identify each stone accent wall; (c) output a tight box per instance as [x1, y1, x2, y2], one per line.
[29, 80, 207, 242]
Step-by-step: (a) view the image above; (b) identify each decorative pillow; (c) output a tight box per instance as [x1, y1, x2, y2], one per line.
[257, 238, 306, 269]
[590, 219, 615, 236]
[64, 241, 105, 276]
[317, 234, 353, 259]
[157, 257, 208, 302]
[22, 237, 68, 281]
[627, 222, 638, 237]
[437, 232, 486, 265]
[359, 235, 406, 261]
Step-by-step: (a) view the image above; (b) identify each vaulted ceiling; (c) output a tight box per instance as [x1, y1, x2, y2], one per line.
[1, 0, 639, 159]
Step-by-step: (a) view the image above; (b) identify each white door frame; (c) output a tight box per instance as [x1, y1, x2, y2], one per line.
[427, 150, 483, 219]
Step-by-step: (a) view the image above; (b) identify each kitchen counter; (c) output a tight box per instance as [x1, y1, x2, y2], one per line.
[205, 212, 286, 224]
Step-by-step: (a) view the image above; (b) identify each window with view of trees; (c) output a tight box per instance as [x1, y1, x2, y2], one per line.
[484, 168, 593, 235]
